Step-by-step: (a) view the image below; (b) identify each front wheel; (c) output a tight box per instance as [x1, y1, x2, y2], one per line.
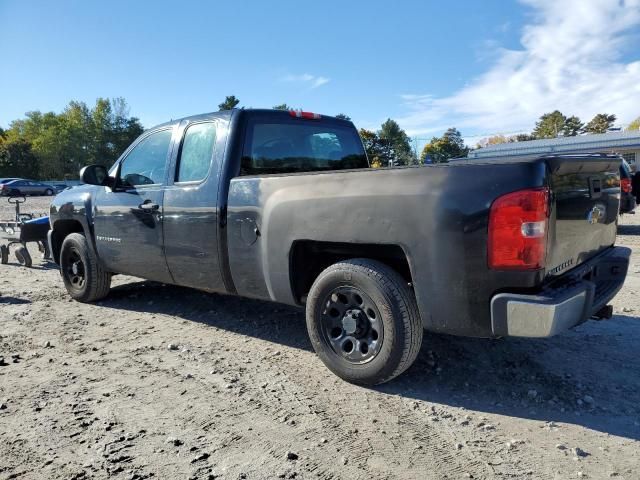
[60, 233, 111, 302]
[306, 259, 423, 386]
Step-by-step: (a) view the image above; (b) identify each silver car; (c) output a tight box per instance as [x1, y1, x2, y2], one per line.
[0, 179, 56, 196]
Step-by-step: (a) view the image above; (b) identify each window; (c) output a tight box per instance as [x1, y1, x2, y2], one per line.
[119, 129, 172, 187]
[241, 120, 368, 175]
[176, 123, 216, 182]
[622, 152, 637, 166]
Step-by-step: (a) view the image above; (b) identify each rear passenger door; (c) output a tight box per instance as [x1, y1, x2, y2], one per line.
[163, 120, 227, 291]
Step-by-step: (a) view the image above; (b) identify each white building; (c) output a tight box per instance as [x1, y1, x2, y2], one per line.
[468, 131, 640, 170]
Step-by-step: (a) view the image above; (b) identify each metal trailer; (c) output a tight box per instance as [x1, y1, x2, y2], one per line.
[0, 196, 50, 267]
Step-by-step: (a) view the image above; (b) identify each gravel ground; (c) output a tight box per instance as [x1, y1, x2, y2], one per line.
[1, 196, 639, 480]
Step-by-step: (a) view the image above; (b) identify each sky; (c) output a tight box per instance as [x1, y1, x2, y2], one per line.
[1, 0, 639, 145]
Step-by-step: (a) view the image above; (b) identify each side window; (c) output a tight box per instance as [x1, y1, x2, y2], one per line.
[119, 129, 173, 187]
[176, 123, 216, 182]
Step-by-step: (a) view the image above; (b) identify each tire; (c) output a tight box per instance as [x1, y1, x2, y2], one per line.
[60, 233, 111, 302]
[15, 246, 32, 267]
[306, 259, 423, 386]
[0, 245, 8, 264]
[45, 189, 54, 196]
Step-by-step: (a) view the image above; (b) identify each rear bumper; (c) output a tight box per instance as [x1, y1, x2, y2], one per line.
[620, 193, 636, 214]
[491, 246, 631, 337]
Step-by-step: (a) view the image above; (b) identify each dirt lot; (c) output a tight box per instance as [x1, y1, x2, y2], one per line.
[1, 196, 639, 480]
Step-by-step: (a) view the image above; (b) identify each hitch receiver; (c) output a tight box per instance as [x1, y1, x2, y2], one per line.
[592, 304, 613, 320]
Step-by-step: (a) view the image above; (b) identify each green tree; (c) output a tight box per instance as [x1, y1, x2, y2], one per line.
[272, 103, 291, 110]
[0, 98, 143, 179]
[584, 113, 616, 134]
[627, 117, 640, 131]
[562, 115, 584, 136]
[421, 128, 468, 163]
[0, 137, 40, 178]
[532, 110, 566, 139]
[511, 133, 536, 142]
[218, 95, 240, 111]
[335, 113, 351, 121]
[378, 119, 415, 165]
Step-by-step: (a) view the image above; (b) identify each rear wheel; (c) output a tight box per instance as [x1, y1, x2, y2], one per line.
[45, 189, 54, 196]
[0, 245, 8, 264]
[60, 233, 111, 302]
[306, 259, 422, 386]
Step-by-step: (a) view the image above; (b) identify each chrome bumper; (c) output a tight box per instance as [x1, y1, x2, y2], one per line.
[491, 246, 631, 337]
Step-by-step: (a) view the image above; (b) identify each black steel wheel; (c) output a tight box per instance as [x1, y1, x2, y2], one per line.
[64, 246, 86, 289]
[15, 246, 32, 267]
[320, 287, 384, 364]
[0, 245, 8, 264]
[306, 259, 423, 386]
[60, 233, 111, 302]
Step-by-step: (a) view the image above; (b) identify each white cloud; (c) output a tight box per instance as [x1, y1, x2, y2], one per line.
[281, 73, 330, 89]
[398, 0, 640, 137]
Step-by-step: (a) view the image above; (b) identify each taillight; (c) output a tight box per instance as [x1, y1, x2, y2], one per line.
[289, 110, 321, 119]
[621, 178, 632, 193]
[488, 187, 549, 270]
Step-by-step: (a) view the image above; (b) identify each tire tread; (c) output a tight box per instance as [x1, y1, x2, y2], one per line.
[61, 233, 111, 302]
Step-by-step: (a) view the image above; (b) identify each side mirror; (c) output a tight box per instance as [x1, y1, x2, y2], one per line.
[80, 165, 113, 187]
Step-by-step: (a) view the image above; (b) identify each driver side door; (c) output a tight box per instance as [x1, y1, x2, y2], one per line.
[93, 127, 175, 282]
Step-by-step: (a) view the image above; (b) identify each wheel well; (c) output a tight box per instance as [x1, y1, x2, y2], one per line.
[50, 220, 84, 264]
[289, 241, 413, 304]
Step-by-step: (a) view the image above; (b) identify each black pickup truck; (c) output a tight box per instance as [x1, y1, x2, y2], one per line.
[49, 109, 630, 385]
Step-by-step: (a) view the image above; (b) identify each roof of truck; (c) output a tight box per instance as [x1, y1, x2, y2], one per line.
[148, 109, 352, 131]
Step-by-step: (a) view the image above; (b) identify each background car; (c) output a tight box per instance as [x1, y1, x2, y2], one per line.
[619, 159, 636, 214]
[0, 179, 56, 196]
[0, 177, 22, 185]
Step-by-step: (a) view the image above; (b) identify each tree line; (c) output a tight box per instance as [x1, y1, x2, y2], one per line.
[0, 98, 143, 180]
[477, 111, 640, 148]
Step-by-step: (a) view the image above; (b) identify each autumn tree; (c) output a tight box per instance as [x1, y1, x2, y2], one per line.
[421, 128, 468, 163]
[359, 129, 392, 168]
[627, 117, 640, 131]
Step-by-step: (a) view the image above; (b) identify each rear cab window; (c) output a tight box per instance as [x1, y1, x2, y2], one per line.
[240, 112, 368, 175]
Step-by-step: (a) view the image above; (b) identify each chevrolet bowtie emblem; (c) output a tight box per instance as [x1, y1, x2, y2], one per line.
[587, 205, 605, 225]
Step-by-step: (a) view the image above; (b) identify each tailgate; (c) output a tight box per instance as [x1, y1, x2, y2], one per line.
[545, 155, 620, 278]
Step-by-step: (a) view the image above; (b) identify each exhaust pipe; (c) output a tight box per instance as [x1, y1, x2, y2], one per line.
[592, 304, 613, 320]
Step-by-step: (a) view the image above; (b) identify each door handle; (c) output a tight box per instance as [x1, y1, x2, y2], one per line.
[139, 201, 159, 212]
